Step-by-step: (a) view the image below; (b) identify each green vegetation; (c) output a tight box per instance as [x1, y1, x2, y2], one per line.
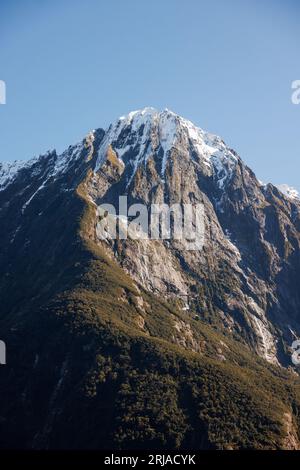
[0, 171, 299, 449]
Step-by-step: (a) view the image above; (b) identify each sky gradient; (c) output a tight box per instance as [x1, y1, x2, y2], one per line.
[0, 0, 300, 189]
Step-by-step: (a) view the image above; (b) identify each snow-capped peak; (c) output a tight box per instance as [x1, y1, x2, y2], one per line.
[95, 107, 239, 188]
[0, 158, 38, 191]
[276, 184, 299, 200]
[0, 140, 85, 192]
[1, 108, 239, 193]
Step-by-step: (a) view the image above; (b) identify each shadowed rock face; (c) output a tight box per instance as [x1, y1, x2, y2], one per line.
[0, 108, 300, 449]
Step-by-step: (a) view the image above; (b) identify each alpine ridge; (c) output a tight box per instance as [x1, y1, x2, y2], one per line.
[0, 108, 300, 450]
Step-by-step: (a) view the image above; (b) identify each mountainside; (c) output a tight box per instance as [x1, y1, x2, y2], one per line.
[0, 108, 300, 449]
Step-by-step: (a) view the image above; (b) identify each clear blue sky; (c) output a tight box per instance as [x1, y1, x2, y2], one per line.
[0, 0, 299, 189]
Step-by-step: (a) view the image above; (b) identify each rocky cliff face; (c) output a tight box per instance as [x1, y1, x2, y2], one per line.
[0, 107, 300, 449]
[82, 107, 300, 366]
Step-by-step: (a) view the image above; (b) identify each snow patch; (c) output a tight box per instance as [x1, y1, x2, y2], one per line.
[0, 158, 38, 191]
[276, 184, 299, 200]
[159, 110, 178, 175]
[94, 107, 240, 189]
[0, 142, 83, 196]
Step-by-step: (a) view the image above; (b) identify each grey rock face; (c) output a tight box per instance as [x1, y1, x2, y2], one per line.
[1, 108, 299, 366]
[88, 108, 300, 366]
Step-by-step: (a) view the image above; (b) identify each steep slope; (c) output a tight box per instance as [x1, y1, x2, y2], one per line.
[87, 108, 300, 366]
[0, 108, 300, 449]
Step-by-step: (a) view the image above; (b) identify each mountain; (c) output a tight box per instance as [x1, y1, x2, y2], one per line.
[276, 184, 299, 201]
[0, 107, 300, 449]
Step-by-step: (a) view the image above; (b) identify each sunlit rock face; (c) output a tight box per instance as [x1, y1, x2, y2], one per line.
[1, 107, 300, 368]
[1, 108, 300, 450]
[86, 108, 300, 365]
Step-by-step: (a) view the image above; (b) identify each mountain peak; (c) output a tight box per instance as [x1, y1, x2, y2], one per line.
[276, 184, 299, 200]
[95, 107, 238, 188]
